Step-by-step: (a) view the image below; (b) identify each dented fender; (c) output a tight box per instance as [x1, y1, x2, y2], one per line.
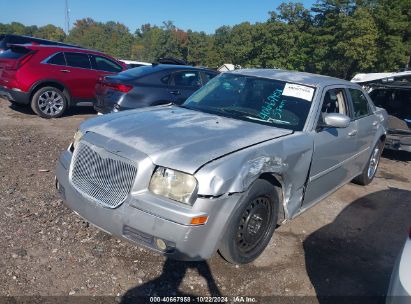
[194, 132, 314, 219]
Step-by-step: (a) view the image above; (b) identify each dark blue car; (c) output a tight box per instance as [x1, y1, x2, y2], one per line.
[94, 64, 218, 113]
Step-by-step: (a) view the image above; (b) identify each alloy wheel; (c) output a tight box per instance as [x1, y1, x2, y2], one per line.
[37, 90, 64, 116]
[367, 145, 381, 179]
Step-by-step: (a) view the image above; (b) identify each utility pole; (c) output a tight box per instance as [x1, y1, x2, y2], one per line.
[64, 0, 70, 33]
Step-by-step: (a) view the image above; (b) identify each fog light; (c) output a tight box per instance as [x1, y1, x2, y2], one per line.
[156, 238, 167, 251]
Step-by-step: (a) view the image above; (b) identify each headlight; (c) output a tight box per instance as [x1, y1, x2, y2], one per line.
[73, 130, 84, 149]
[149, 167, 198, 205]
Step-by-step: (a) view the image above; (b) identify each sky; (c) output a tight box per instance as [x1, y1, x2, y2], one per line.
[0, 0, 317, 34]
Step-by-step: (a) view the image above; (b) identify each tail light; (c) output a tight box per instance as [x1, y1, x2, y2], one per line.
[17, 52, 35, 68]
[103, 82, 133, 93]
[6, 51, 36, 70]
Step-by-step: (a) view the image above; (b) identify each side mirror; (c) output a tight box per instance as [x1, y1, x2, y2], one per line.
[319, 113, 351, 129]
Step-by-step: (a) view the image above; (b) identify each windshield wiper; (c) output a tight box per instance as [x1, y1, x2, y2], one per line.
[218, 107, 292, 125]
[173, 103, 195, 110]
[218, 107, 255, 117]
[245, 116, 291, 125]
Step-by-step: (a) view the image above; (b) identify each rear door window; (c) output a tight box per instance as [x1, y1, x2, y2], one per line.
[90, 55, 122, 73]
[65, 52, 91, 69]
[173, 71, 201, 87]
[47, 52, 66, 66]
[349, 88, 371, 119]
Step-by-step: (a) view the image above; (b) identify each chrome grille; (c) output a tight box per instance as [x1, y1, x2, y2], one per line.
[70, 141, 137, 208]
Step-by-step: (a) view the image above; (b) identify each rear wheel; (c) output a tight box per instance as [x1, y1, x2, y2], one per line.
[353, 140, 384, 185]
[218, 179, 279, 264]
[31, 86, 67, 118]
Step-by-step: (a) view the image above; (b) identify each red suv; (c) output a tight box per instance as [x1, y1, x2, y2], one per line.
[0, 44, 126, 118]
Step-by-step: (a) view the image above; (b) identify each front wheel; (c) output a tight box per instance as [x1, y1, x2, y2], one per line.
[218, 179, 280, 264]
[353, 140, 384, 186]
[31, 87, 68, 118]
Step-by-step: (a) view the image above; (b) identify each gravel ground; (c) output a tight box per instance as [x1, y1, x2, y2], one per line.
[0, 99, 410, 303]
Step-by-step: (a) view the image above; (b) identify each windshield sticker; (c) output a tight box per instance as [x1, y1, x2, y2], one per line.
[259, 89, 285, 120]
[282, 83, 314, 102]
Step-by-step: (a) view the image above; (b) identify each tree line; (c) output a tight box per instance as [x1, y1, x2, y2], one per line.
[1, 0, 410, 79]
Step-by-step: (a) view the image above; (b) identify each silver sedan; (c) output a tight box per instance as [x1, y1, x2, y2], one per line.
[56, 69, 388, 264]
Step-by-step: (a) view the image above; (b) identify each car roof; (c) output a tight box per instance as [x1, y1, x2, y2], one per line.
[10, 44, 108, 56]
[119, 59, 151, 65]
[352, 70, 411, 83]
[2, 34, 50, 39]
[228, 69, 357, 88]
[2, 34, 63, 41]
[1, 34, 82, 47]
[140, 64, 218, 73]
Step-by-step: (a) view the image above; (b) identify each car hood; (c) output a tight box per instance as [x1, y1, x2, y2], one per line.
[81, 106, 293, 174]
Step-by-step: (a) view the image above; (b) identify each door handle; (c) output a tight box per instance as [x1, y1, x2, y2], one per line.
[348, 130, 357, 136]
[169, 90, 180, 95]
[372, 121, 378, 126]
[60, 69, 70, 73]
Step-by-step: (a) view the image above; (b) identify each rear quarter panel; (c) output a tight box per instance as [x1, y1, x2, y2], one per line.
[13, 48, 57, 92]
[369, 106, 388, 151]
[121, 85, 173, 108]
[116, 70, 175, 109]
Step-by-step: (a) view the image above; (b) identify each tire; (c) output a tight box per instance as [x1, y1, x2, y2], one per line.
[31, 86, 67, 118]
[353, 140, 384, 186]
[218, 179, 280, 264]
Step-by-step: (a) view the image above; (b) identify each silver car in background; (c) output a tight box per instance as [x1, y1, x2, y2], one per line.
[56, 69, 388, 264]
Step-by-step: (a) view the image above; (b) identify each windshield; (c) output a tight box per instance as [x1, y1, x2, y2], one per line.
[183, 73, 316, 131]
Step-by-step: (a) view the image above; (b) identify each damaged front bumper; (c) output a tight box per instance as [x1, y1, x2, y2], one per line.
[55, 150, 241, 260]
